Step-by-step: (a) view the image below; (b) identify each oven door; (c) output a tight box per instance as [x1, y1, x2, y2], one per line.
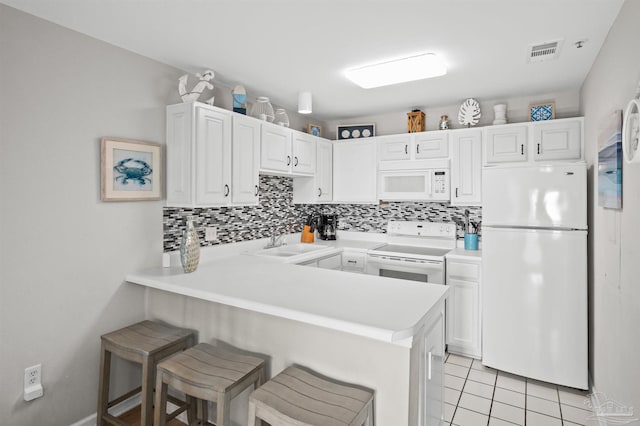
[365, 255, 444, 284]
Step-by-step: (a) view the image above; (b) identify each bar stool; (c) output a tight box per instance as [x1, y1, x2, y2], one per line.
[97, 320, 195, 426]
[154, 342, 266, 426]
[248, 366, 374, 426]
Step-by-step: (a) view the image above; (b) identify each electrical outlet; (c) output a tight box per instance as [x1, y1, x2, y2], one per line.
[24, 364, 43, 401]
[205, 226, 218, 242]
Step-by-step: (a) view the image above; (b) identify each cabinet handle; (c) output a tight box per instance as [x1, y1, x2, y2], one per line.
[347, 260, 357, 264]
[455, 188, 459, 198]
[537, 143, 541, 155]
[427, 351, 432, 380]
[287, 155, 291, 166]
[224, 184, 230, 197]
[254, 185, 259, 196]
[294, 156, 299, 167]
[521, 144, 524, 155]
[416, 144, 420, 154]
[318, 188, 322, 197]
[405, 144, 408, 154]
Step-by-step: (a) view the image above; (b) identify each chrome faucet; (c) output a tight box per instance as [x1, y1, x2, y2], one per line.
[265, 234, 287, 249]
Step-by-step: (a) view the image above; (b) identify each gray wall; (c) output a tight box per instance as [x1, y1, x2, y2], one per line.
[0, 5, 183, 424]
[580, 0, 640, 414]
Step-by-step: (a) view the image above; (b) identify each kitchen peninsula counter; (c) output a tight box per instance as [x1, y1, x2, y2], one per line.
[127, 240, 448, 425]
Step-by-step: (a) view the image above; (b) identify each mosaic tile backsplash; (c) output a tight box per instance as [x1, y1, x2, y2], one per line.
[163, 175, 482, 252]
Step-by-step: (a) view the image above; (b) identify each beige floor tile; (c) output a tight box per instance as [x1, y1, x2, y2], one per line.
[472, 358, 497, 372]
[444, 402, 456, 422]
[526, 394, 561, 418]
[525, 410, 562, 426]
[447, 353, 474, 368]
[459, 392, 492, 415]
[496, 374, 526, 394]
[561, 404, 592, 425]
[446, 362, 470, 379]
[527, 380, 559, 402]
[452, 406, 489, 426]
[463, 379, 495, 399]
[445, 387, 462, 405]
[489, 417, 517, 426]
[446, 373, 465, 391]
[493, 386, 525, 408]
[491, 401, 525, 425]
[558, 387, 591, 410]
[468, 369, 497, 386]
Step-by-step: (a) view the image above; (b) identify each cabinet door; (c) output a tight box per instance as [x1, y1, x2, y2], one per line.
[316, 139, 333, 202]
[378, 134, 412, 160]
[446, 278, 480, 357]
[232, 115, 260, 205]
[421, 310, 444, 426]
[415, 132, 449, 159]
[451, 129, 482, 206]
[318, 254, 342, 270]
[195, 107, 231, 205]
[292, 132, 316, 175]
[166, 104, 193, 206]
[533, 119, 581, 161]
[333, 139, 377, 203]
[260, 124, 292, 172]
[484, 125, 528, 164]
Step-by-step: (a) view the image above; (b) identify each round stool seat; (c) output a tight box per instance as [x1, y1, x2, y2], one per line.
[249, 366, 374, 426]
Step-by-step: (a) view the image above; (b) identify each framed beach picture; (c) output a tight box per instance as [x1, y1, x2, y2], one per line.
[101, 137, 162, 201]
[598, 111, 623, 209]
[337, 123, 375, 140]
[307, 123, 322, 137]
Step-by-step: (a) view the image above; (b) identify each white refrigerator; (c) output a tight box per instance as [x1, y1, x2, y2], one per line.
[482, 162, 588, 390]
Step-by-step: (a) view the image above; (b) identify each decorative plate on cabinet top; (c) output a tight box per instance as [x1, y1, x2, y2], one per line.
[458, 98, 481, 127]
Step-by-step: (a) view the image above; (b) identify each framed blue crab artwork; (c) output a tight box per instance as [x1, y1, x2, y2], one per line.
[101, 137, 162, 201]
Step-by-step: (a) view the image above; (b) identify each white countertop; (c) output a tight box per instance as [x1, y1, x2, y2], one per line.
[446, 247, 483, 261]
[128, 238, 448, 347]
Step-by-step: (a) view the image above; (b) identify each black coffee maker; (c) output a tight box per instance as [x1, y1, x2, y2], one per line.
[317, 214, 338, 240]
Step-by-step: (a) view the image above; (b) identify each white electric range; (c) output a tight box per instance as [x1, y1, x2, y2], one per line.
[366, 221, 457, 284]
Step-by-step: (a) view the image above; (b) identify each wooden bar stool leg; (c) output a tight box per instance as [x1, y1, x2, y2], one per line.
[185, 395, 197, 424]
[96, 345, 111, 426]
[217, 391, 231, 426]
[154, 370, 168, 426]
[140, 357, 155, 426]
[200, 399, 208, 425]
[365, 400, 374, 426]
[247, 400, 259, 426]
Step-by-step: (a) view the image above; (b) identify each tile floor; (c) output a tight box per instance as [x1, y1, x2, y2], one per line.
[444, 353, 597, 426]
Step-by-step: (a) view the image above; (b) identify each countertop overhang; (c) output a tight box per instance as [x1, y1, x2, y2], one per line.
[127, 240, 449, 347]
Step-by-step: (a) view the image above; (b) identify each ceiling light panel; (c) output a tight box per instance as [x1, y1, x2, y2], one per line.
[345, 53, 447, 89]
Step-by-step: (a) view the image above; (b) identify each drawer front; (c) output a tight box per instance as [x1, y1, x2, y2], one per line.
[342, 252, 366, 270]
[447, 261, 479, 281]
[318, 254, 342, 270]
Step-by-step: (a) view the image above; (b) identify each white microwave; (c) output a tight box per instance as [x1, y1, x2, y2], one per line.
[377, 159, 450, 201]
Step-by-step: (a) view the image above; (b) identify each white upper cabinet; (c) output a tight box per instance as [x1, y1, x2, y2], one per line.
[260, 123, 292, 173]
[533, 119, 581, 161]
[260, 122, 316, 176]
[484, 125, 528, 164]
[484, 118, 583, 165]
[166, 102, 258, 208]
[292, 137, 333, 204]
[333, 139, 377, 203]
[232, 115, 260, 205]
[450, 129, 482, 206]
[378, 132, 449, 161]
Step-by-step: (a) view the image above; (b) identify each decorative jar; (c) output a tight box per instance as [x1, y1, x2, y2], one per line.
[439, 115, 450, 130]
[251, 97, 274, 122]
[180, 216, 200, 273]
[274, 108, 290, 127]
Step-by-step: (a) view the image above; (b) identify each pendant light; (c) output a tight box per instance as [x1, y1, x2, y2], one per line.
[298, 92, 312, 114]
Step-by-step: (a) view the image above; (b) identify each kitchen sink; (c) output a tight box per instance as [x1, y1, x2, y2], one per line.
[255, 243, 329, 258]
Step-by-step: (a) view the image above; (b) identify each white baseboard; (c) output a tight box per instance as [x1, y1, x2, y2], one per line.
[69, 394, 141, 426]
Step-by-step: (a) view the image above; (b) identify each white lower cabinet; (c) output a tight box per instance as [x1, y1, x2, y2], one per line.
[299, 253, 341, 270]
[341, 250, 366, 273]
[418, 304, 445, 426]
[445, 256, 482, 358]
[333, 139, 377, 203]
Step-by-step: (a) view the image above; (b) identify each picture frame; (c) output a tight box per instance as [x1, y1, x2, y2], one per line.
[598, 110, 622, 209]
[337, 123, 376, 140]
[307, 123, 322, 137]
[528, 102, 556, 121]
[101, 137, 162, 201]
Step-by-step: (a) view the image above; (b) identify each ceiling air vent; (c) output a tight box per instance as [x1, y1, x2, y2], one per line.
[527, 40, 563, 63]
